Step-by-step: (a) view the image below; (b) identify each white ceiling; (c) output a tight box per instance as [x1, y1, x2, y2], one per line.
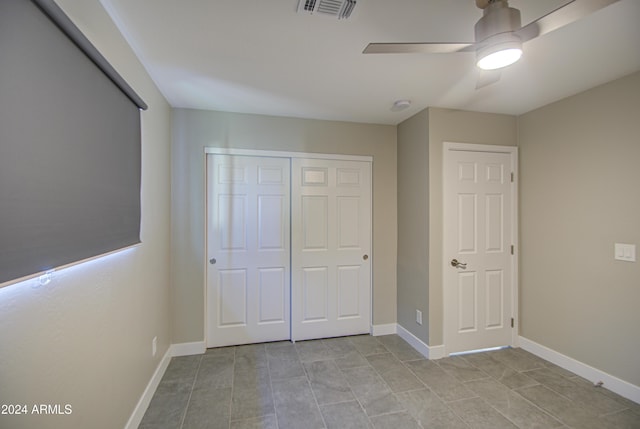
[99, 0, 640, 125]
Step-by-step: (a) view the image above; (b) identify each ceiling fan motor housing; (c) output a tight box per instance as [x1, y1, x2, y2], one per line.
[475, 0, 522, 43]
[474, 0, 523, 70]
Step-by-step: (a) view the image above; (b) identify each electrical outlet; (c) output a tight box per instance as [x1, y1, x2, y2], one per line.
[614, 243, 636, 262]
[416, 310, 422, 325]
[152, 336, 157, 357]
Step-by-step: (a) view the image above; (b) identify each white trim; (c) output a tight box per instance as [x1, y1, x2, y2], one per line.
[427, 345, 446, 360]
[371, 323, 397, 336]
[444, 142, 518, 154]
[171, 341, 206, 357]
[442, 142, 519, 355]
[125, 341, 208, 429]
[203, 153, 210, 349]
[204, 147, 373, 163]
[123, 347, 172, 429]
[519, 336, 640, 404]
[397, 324, 446, 360]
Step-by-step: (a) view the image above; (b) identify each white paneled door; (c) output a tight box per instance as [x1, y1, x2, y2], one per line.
[206, 152, 372, 347]
[443, 144, 517, 355]
[291, 159, 372, 341]
[207, 154, 290, 347]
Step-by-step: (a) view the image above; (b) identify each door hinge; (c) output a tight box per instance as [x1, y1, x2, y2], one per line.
[510, 172, 514, 182]
[510, 245, 514, 255]
[511, 318, 515, 328]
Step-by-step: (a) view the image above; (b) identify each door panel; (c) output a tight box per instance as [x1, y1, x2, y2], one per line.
[337, 265, 360, 318]
[458, 194, 477, 253]
[258, 267, 286, 324]
[337, 197, 360, 248]
[292, 158, 371, 341]
[458, 272, 477, 332]
[444, 145, 516, 354]
[302, 267, 329, 321]
[207, 154, 290, 347]
[485, 194, 504, 252]
[219, 195, 246, 250]
[258, 195, 286, 250]
[485, 270, 504, 329]
[302, 196, 329, 250]
[219, 269, 247, 326]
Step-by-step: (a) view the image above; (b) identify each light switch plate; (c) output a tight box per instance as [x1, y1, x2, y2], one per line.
[614, 243, 636, 262]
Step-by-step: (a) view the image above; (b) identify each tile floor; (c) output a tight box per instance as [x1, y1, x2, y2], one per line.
[138, 334, 640, 429]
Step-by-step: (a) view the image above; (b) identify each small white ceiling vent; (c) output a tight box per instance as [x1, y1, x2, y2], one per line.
[298, 0, 357, 19]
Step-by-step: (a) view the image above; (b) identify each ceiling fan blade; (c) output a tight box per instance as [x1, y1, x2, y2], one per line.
[363, 42, 473, 54]
[475, 69, 502, 89]
[517, 0, 620, 43]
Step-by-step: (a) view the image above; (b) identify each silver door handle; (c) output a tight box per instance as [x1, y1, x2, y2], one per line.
[450, 259, 467, 269]
[209, 258, 216, 265]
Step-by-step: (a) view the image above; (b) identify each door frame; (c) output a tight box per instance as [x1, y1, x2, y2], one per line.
[203, 147, 373, 348]
[442, 142, 519, 355]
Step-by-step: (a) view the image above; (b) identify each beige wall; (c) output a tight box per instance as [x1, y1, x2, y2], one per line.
[0, 1, 173, 429]
[397, 110, 430, 343]
[427, 108, 517, 345]
[518, 71, 640, 386]
[171, 109, 397, 343]
[396, 107, 517, 345]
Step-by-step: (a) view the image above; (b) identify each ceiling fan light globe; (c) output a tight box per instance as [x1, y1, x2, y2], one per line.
[476, 32, 523, 70]
[477, 47, 522, 70]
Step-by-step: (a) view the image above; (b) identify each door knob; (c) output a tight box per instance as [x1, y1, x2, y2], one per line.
[209, 258, 217, 265]
[363, 254, 369, 261]
[450, 259, 467, 269]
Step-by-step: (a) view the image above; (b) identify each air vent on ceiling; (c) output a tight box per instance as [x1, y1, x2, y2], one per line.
[298, 0, 357, 19]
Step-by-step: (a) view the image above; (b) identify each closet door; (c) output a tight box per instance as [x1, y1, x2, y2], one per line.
[206, 154, 290, 347]
[291, 158, 372, 341]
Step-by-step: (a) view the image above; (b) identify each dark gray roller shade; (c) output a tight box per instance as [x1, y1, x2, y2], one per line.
[0, 0, 145, 285]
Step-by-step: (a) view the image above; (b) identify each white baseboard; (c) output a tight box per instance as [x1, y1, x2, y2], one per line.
[124, 347, 172, 429]
[519, 336, 640, 404]
[125, 341, 206, 428]
[396, 324, 446, 360]
[170, 340, 206, 357]
[371, 323, 397, 336]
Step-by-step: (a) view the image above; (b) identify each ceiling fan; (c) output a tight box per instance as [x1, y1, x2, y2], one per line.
[364, 0, 620, 76]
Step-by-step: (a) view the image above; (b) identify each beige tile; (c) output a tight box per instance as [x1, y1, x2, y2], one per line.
[489, 348, 544, 372]
[448, 397, 518, 429]
[370, 411, 421, 429]
[193, 355, 234, 390]
[525, 368, 626, 415]
[271, 376, 324, 429]
[304, 360, 354, 404]
[376, 335, 424, 361]
[141, 334, 638, 429]
[182, 387, 231, 429]
[231, 384, 274, 421]
[341, 366, 404, 416]
[437, 355, 489, 382]
[405, 359, 477, 402]
[516, 384, 613, 429]
[230, 414, 277, 429]
[350, 335, 388, 356]
[465, 378, 563, 428]
[396, 388, 468, 429]
[296, 339, 336, 362]
[334, 349, 370, 369]
[320, 401, 372, 429]
[161, 355, 201, 383]
[601, 409, 640, 429]
[366, 353, 424, 393]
